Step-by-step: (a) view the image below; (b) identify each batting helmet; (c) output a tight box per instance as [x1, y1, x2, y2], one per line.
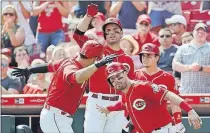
[80, 40, 104, 58]
[139, 43, 160, 63]
[102, 17, 122, 32]
[105, 62, 130, 87]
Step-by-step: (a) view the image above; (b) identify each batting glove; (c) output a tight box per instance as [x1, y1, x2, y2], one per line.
[174, 123, 186, 133]
[12, 68, 32, 83]
[95, 54, 117, 68]
[87, 3, 98, 17]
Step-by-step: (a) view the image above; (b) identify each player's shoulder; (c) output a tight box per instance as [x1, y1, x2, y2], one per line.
[133, 80, 151, 88]
[134, 68, 144, 75]
[161, 70, 174, 79]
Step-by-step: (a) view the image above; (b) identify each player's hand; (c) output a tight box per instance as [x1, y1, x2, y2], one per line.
[12, 68, 31, 83]
[188, 109, 202, 130]
[96, 104, 110, 115]
[95, 54, 117, 68]
[174, 123, 186, 133]
[87, 3, 98, 17]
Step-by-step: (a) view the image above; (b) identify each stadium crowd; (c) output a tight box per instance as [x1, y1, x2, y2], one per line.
[1, 1, 210, 95]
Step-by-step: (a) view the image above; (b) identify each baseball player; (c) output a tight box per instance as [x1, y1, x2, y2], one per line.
[73, 3, 135, 133]
[102, 62, 202, 133]
[12, 40, 117, 133]
[98, 43, 186, 132]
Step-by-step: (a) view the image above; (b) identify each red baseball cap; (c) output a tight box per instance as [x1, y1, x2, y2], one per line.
[137, 14, 151, 24]
[1, 48, 12, 56]
[139, 43, 160, 55]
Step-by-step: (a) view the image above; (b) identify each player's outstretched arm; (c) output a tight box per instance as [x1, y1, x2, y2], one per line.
[75, 54, 117, 84]
[164, 91, 202, 130]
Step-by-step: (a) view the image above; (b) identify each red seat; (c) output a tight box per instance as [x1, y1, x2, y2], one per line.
[181, 1, 201, 11]
[190, 10, 210, 20]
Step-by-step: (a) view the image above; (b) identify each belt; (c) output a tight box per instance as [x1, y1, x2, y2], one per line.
[44, 104, 72, 118]
[92, 93, 119, 101]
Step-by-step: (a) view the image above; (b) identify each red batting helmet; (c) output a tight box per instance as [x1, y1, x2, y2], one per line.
[102, 17, 123, 32]
[106, 62, 130, 87]
[139, 43, 160, 63]
[80, 40, 104, 58]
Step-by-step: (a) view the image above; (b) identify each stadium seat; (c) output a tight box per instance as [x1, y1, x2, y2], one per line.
[181, 1, 201, 11]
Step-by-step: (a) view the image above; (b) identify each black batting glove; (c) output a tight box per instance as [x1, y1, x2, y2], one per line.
[12, 68, 32, 83]
[95, 54, 117, 68]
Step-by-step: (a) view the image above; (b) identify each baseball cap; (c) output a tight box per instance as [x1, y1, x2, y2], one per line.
[94, 12, 105, 21]
[139, 43, 160, 55]
[194, 22, 208, 32]
[1, 48, 12, 56]
[137, 14, 151, 24]
[165, 15, 187, 26]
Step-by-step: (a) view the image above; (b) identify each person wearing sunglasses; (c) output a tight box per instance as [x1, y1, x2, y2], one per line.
[132, 14, 160, 54]
[1, 5, 25, 67]
[165, 15, 187, 46]
[158, 28, 178, 73]
[1, 54, 22, 94]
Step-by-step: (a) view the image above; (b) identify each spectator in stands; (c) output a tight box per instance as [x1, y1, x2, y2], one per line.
[181, 32, 194, 45]
[67, 17, 80, 45]
[25, 59, 50, 94]
[174, 32, 194, 88]
[1, 54, 22, 94]
[158, 28, 178, 72]
[1, 5, 25, 67]
[14, 46, 30, 68]
[132, 14, 160, 54]
[120, 35, 143, 70]
[173, 23, 210, 93]
[148, 2, 182, 34]
[2, 1, 38, 57]
[85, 12, 105, 44]
[74, 1, 110, 18]
[1, 48, 12, 66]
[32, 1, 69, 53]
[166, 15, 187, 46]
[110, 1, 146, 29]
[65, 44, 80, 58]
[45, 45, 55, 63]
[51, 46, 67, 62]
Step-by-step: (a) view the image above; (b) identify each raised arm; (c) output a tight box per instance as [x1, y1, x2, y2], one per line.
[73, 3, 98, 48]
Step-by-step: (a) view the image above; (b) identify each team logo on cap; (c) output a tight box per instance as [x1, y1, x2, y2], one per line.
[107, 67, 115, 73]
[133, 99, 146, 110]
[143, 45, 152, 52]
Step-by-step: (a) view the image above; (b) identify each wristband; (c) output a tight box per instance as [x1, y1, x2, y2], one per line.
[173, 112, 182, 124]
[199, 66, 203, 71]
[179, 101, 192, 112]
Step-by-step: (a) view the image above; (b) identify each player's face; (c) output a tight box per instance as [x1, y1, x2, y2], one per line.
[105, 24, 122, 45]
[141, 53, 159, 67]
[109, 71, 128, 90]
[137, 21, 150, 34]
[182, 35, 193, 44]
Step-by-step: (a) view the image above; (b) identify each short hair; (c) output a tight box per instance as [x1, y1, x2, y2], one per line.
[1, 54, 9, 61]
[31, 59, 45, 67]
[181, 32, 193, 39]
[13, 46, 29, 58]
[159, 28, 173, 36]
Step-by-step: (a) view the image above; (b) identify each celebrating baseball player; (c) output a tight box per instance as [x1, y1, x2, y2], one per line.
[100, 62, 202, 133]
[73, 3, 135, 133]
[97, 43, 186, 132]
[12, 40, 117, 133]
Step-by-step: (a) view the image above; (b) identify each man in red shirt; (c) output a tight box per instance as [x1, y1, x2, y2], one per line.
[73, 4, 134, 133]
[12, 40, 116, 133]
[103, 62, 202, 133]
[132, 14, 160, 54]
[98, 43, 186, 132]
